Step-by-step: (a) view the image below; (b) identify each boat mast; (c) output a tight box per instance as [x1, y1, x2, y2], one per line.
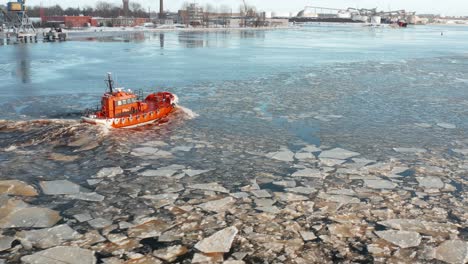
[106, 72, 114, 93]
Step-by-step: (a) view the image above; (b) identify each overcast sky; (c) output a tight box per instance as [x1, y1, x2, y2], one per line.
[29, 0, 467, 16]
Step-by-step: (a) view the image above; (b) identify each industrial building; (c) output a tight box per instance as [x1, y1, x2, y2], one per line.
[42, 16, 98, 28]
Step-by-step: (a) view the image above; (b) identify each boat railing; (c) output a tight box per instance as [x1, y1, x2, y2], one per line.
[135, 89, 144, 101]
[82, 105, 100, 117]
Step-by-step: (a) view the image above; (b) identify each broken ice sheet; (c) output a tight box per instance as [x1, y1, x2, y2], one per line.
[265, 148, 295, 162]
[319, 148, 360, 160]
[188, 182, 229, 193]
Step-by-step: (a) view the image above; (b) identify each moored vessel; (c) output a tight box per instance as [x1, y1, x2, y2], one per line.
[82, 73, 178, 128]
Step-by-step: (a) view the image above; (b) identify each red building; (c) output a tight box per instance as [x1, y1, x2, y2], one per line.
[42, 16, 98, 28]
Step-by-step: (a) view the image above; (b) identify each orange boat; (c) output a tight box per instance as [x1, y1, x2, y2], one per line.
[82, 73, 178, 128]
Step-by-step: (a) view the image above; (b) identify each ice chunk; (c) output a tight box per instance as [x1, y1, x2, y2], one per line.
[452, 149, 468, 155]
[140, 169, 178, 177]
[153, 245, 188, 262]
[0, 198, 61, 228]
[188, 183, 229, 193]
[416, 176, 444, 189]
[250, 190, 271, 198]
[364, 179, 397, 189]
[40, 180, 83, 195]
[21, 246, 96, 264]
[274, 192, 309, 202]
[434, 240, 468, 264]
[17, 224, 81, 249]
[197, 197, 235, 212]
[67, 192, 105, 202]
[319, 148, 360, 160]
[437, 123, 456, 129]
[87, 218, 112, 229]
[294, 152, 315, 160]
[0, 236, 15, 251]
[94, 167, 123, 178]
[300, 231, 317, 241]
[393, 148, 427, 153]
[291, 168, 323, 178]
[195, 226, 238, 253]
[266, 149, 295, 162]
[184, 169, 212, 177]
[375, 230, 421, 248]
[286, 187, 316, 195]
[0, 180, 38, 196]
[74, 213, 93, 222]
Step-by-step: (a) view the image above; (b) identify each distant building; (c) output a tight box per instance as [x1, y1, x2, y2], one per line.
[123, 0, 129, 17]
[42, 16, 98, 28]
[178, 3, 204, 26]
[93, 17, 149, 27]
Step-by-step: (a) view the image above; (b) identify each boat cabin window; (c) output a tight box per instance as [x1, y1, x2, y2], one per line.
[117, 100, 122, 106]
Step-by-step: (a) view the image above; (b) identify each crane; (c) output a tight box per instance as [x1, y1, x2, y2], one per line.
[4, 0, 36, 40]
[242, 0, 247, 13]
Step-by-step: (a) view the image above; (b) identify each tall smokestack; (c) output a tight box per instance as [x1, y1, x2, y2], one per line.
[123, 0, 129, 17]
[159, 0, 164, 19]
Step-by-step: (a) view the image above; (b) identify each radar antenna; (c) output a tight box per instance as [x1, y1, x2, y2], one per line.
[106, 73, 114, 93]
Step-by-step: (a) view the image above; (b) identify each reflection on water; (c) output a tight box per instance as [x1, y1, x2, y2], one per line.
[14, 45, 31, 84]
[159, 33, 164, 48]
[178, 32, 205, 48]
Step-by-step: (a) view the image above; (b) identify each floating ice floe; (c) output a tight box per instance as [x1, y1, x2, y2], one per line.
[393, 147, 427, 153]
[17, 224, 82, 249]
[197, 197, 235, 212]
[300, 145, 322, 153]
[265, 148, 295, 162]
[274, 192, 308, 202]
[375, 230, 421, 248]
[291, 168, 323, 178]
[21, 246, 96, 264]
[378, 219, 458, 237]
[0, 197, 61, 228]
[318, 193, 360, 204]
[250, 189, 271, 198]
[67, 192, 105, 202]
[140, 169, 178, 177]
[452, 149, 468, 155]
[319, 148, 360, 160]
[153, 245, 188, 262]
[286, 187, 316, 195]
[437, 123, 456, 129]
[94, 167, 123, 178]
[87, 218, 112, 229]
[74, 213, 93, 222]
[188, 182, 229, 193]
[230, 192, 249, 199]
[0, 236, 15, 251]
[0, 180, 38, 196]
[294, 152, 315, 160]
[40, 180, 83, 195]
[272, 181, 296, 188]
[299, 231, 317, 241]
[195, 226, 238, 253]
[364, 179, 397, 189]
[127, 219, 171, 239]
[183, 169, 212, 177]
[414, 123, 432, 128]
[131, 147, 172, 159]
[434, 240, 468, 264]
[171, 145, 193, 152]
[416, 176, 444, 190]
[319, 158, 346, 167]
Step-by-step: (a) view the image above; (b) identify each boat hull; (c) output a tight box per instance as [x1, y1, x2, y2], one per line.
[82, 105, 174, 129]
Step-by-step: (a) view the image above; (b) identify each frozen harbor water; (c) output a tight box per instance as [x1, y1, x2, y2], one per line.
[0, 25, 467, 263]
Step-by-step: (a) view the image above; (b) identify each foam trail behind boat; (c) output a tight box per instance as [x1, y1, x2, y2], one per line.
[176, 106, 199, 119]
